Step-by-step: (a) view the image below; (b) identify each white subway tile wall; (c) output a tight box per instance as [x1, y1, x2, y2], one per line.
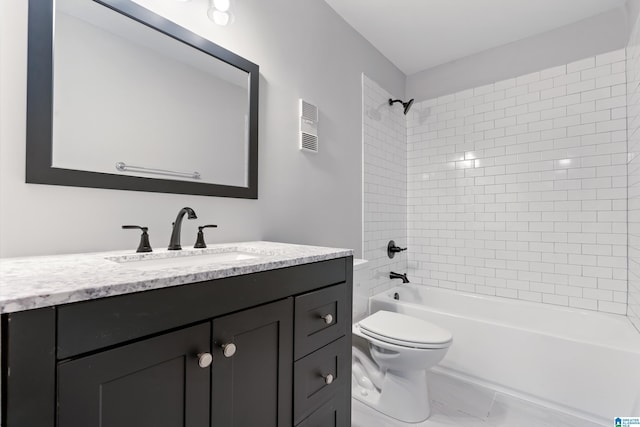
[406, 50, 628, 315]
[358, 75, 407, 321]
[627, 11, 640, 332]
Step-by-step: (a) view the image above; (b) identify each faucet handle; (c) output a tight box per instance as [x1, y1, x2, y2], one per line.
[122, 225, 152, 253]
[194, 224, 218, 249]
[387, 240, 407, 259]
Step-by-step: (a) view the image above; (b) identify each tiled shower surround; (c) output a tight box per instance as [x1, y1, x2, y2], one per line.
[406, 50, 628, 314]
[357, 75, 407, 321]
[627, 10, 640, 331]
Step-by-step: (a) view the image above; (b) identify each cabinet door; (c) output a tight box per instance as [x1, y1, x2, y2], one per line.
[57, 322, 211, 427]
[212, 298, 293, 427]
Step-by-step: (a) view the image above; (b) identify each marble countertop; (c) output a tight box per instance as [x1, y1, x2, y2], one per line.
[0, 241, 353, 314]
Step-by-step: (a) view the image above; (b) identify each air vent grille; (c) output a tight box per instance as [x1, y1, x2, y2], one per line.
[301, 100, 318, 121]
[299, 99, 319, 153]
[301, 132, 318, 152]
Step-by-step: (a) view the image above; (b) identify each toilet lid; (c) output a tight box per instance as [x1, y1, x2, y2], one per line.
[358, 311, 452, 349]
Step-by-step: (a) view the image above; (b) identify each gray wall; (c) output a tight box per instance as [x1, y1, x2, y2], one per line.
[628, 0, 640, 32]
[406, 7, 630, 102]
[0, 0, 404, 258]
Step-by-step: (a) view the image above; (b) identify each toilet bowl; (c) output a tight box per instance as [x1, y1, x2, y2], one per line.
[352, 310, 452, 423]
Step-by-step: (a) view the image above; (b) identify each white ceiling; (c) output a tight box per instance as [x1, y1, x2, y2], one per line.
[323, 0, 627, 76]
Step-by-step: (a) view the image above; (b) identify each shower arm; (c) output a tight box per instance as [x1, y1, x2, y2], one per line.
[388, 98, 414, 115]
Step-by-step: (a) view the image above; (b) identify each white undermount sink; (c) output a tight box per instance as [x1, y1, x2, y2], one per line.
[108, 250, 264, 271]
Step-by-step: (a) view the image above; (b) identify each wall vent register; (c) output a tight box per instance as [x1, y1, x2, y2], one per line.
[299, 99, 319, 153]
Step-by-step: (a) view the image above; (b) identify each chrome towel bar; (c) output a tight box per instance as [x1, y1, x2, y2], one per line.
[115, 162, 201, 180]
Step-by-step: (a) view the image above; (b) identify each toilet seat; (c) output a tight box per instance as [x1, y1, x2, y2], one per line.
[358, 311, 452, 349]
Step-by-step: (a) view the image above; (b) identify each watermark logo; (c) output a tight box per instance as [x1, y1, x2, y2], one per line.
[616, 417, 640, 426]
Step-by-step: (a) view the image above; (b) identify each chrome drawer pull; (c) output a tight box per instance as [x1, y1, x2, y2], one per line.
[221, 343, 237, 358]
[197, 352, 213, 368]
[323, 373, 334, 385]
[321, 314, 333, 324]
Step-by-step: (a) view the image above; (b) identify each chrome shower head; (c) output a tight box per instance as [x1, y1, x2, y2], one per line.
[388, 98, 415, 115]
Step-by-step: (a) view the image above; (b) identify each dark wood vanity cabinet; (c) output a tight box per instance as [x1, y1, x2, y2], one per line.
[1, 257, 353, 427]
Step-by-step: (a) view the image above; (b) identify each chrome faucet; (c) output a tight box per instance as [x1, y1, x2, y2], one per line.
[168, 207, 197, 250]
[390, 271, 410, 283]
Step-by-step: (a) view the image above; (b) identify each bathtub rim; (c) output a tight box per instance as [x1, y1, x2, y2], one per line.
[371, 284, 640, 354]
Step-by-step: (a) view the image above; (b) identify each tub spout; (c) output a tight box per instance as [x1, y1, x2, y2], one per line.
[352, 346, 385, 390]
[390, 271, 410, 283]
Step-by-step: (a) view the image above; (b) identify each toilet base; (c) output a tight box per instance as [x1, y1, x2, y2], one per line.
[352, 363, 431, 423]
[352, 397, 433, 427]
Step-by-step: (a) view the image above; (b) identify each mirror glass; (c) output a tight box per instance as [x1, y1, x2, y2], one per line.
[54, 0, 249, 186]
[26, 0, 258, 197]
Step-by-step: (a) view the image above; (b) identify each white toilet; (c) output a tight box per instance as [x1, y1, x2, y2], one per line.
[352, 310, 453, 423]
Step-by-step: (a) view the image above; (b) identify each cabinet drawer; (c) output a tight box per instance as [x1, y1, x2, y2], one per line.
[296, 393, 349, 427]
[293, 337, 349, 425]
[294, 283, 348, 359]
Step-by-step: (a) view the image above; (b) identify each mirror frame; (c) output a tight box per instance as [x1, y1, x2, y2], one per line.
[26, 0, 259, 198]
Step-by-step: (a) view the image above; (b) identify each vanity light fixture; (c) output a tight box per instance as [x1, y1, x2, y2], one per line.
[208, 0, 234, 25]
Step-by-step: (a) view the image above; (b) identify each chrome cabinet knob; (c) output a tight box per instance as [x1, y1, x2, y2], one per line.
[197, 352, 213, 368]
[221, 343, 237, 358]
[321, 314, 333, 324]
[323, 373, 334, 385]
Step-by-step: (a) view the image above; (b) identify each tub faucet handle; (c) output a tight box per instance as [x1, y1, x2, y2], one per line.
[387, 240, 407, 258]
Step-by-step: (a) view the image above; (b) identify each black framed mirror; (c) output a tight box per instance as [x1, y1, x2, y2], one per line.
[26, 0, 259, 198]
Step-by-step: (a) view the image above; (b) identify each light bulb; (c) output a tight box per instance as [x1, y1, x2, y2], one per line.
[213, 0, 230, 12]
[209, 9, 230, 26]
[208, 0, 234, 25]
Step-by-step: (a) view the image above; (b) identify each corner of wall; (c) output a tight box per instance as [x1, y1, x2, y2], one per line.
[357, 74, 408, 321]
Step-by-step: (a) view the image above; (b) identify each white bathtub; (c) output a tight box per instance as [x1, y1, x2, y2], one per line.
[369, 284, 640, 424]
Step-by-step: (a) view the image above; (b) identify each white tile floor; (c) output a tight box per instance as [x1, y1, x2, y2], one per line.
[352, 372, 606, 427]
